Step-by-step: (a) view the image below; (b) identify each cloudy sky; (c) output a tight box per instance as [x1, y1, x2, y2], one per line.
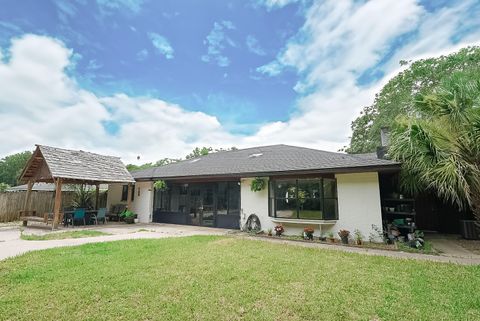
[1, 0, 480, 164]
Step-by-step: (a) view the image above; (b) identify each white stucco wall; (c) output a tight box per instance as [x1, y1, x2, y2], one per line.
[335, 172, 383, 241]
[130, 181, 154, 223]
[106, 182, 154, 223]
[240, 173, 383, 239]
[240, 178, 271, 230]
[106, 183, 127, 210]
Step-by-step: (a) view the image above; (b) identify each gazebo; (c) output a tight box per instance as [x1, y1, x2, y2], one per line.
[19, 145, 135, 228]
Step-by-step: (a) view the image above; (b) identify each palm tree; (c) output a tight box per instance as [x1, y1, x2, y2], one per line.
[389, 73, 480, 231]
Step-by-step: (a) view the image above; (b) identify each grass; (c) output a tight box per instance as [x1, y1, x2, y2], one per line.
[20, 230, 110, 241]
[0, 236, 479, 320]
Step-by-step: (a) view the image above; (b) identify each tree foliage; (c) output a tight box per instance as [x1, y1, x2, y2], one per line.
[0, 151, 32, 186]
[127, 146, 238, 171]
[346, 46, 480, 153]
[389, 73, 480, 226]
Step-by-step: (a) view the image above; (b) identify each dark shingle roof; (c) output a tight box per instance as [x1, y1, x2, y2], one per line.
[132, 144, 399, 180]
[36, 145, 135, 183]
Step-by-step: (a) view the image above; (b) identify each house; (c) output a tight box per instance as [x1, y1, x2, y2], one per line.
[107, 144, 400, 238]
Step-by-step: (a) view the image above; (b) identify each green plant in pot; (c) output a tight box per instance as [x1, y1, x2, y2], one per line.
[338, 229, 350, 244]
[250, 177, 266, 192]
[153, 180, 168, 191]
[303, 227, 314, 241]
[353, 229, 363, 245]
[327, 231, 335, 243]
[267, 228, 272, 236]
[120, 210, 136, 224]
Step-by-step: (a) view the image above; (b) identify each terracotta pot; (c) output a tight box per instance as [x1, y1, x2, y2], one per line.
[328, 237, 335, 243]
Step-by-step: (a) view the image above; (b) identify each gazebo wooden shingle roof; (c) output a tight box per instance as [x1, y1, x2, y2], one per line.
[19, 145, 134, 228]
[20, 145, 134, 184]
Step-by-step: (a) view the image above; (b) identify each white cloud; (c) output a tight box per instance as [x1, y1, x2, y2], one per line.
[201, 21, 236, 67]
[0, 34, 233, 163]
[246, 35, 266, 56]
[2, 1, 480, 164]
[251, 0, 480, 151]
[148, 32, 174, 59]
[255, 0, 300, 10]
[96, 0, 144, 14]
[136, 48, 149, 61]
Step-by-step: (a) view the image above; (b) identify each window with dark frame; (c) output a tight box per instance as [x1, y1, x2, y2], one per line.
[269, 178, 338, 220]
[121, 185, 135, 202]
[121, 185, 128, 201]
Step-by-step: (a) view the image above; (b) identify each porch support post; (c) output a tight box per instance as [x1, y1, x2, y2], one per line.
[53, 178, 63, 229]
[95, 184, 100, 210]
[23, 180, 33, 212]
[127, 183, 133, 210]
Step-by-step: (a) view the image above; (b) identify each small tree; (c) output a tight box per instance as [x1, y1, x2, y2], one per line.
[389, 73, 480, 231]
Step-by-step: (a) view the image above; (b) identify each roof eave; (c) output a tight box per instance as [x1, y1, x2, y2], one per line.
[133, 164, 401, 181]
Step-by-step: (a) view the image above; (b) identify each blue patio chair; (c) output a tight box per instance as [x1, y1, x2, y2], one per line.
[91, 208, 107, 225]
[72, 208, 86, 227]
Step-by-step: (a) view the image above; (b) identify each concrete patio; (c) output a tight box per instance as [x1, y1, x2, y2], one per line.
[0, 222, 229, 261]
[0, 222, 479, 265]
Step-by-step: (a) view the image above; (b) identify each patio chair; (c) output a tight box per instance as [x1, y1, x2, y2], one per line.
[72, 208, 86, 227]
[91, 208, 107, 225]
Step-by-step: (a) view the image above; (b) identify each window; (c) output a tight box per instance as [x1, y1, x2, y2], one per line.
[121, 185, 128, 201]
[153, 181, 240, 215]
[121, 185, 135, 202]
[269, 178, 338, 220]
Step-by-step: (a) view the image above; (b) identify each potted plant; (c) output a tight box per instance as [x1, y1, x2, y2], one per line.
[338, 229, 350, 244]
[318, 234, 327, 242]
[274, 225, 284, 236]
[327, 231, 335, 243]
[303, 227, 314, 241]
[120, 209, 136, 224]
[250, 177, 266, 192]
[353, 229, 363, 245]
[153, 180, 168, 191]
[267, 228, 273, 237]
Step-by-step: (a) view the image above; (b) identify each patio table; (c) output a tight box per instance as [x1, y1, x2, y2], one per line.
[62, 210, 98, 227]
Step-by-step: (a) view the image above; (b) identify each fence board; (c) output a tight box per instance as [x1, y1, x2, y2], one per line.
[0, 191, 107, 222]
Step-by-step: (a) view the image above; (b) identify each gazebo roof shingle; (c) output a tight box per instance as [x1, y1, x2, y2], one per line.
[20, 145, 134, 184]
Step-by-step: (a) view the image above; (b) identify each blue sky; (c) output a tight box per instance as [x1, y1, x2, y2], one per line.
[1, 0, 480, 163]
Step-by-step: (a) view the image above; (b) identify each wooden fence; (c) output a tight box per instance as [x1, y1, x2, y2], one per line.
[0, 191, 107, 222]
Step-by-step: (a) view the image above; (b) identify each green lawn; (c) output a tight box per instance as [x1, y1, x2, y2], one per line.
[20, 230, 110, 241]
[0, 236, 479, 321]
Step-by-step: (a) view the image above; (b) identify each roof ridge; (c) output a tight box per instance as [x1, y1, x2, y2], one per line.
[37, 144, 121, 159]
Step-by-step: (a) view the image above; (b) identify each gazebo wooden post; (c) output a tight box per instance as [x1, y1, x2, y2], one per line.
[127, 183, 133, 210]
[95, 184, 100, 210]
[23, 180, 33, 212]
[53, 178, 63, 229]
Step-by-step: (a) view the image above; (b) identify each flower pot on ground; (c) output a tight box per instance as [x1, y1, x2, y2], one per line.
[353, 229, 363, 245]
[120, 210, 136, 224]
[319, 235, 327, 242]
[274, 225, 284, 236]
[303, 227, 314, 241]
[327, 232, 335, 243]
[338, 229, 350, 245]
[267, 228, 273, 237]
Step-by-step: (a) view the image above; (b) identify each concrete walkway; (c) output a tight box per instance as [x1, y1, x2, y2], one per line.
[1, 223, 479, 265]
[0, 223, 228, 261]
